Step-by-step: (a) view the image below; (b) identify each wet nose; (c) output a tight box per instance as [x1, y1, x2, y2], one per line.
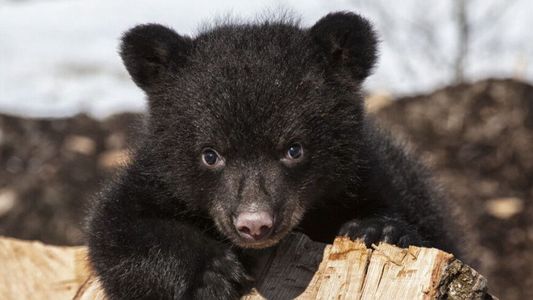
[234, 211, 273, 241]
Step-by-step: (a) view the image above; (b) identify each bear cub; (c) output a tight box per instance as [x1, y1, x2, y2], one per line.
[87, 12, 461, 299]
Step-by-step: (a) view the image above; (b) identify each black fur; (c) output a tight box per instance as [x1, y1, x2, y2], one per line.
[87, 12, 461, 300]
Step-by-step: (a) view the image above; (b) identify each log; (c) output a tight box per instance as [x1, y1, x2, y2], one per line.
[0, 237, 87, 299]
[0, 233, 494, 300]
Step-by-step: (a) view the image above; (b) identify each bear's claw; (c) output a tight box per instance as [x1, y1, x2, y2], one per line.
[338, 217, 423, 248]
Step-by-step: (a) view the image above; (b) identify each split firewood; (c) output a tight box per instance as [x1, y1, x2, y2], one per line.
[0, 233, 493, 300]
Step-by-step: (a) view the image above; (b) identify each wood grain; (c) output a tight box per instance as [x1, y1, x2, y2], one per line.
[0, 233, 493, 300]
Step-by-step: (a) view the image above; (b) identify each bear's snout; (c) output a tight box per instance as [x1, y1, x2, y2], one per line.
[233, 211, 273, 241]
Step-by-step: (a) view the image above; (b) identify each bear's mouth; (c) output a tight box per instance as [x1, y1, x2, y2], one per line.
[233, 236, 283, 249]
[231, 223, 292, 249]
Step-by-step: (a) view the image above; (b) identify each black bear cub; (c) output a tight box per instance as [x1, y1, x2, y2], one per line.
[87, 12, 461, 299]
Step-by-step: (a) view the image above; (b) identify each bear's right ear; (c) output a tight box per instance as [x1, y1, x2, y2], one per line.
[310, 12, 378, 82]
[120, 24, 192, 91]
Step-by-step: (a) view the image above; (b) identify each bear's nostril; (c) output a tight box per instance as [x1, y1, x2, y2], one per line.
[259, 225, 270, 233]
[237, 225, 251, 235]
[234, 211, 273, 241]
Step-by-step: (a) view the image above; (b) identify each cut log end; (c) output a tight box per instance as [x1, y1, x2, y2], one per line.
[0, 234, 495, 300]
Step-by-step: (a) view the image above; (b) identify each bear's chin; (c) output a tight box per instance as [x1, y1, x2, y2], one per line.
[234, 238, 282, 249]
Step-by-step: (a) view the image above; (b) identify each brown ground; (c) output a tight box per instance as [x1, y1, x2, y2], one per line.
[0, 78, 530, 299]
[0, 113, 143, 244]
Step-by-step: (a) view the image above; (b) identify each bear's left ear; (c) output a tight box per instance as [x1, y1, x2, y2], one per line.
[310, 12, 378, 82]
[120, 24, 193, 91]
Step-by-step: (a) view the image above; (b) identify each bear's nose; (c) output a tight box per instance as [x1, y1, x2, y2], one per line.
[234, 211, 273, 241]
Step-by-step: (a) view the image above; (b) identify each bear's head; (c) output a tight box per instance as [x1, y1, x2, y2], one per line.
[120, 12, 378, 248]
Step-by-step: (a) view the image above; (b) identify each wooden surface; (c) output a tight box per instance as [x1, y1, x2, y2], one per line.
[0, 233, 493, 300]
[0, 237, 87, 300]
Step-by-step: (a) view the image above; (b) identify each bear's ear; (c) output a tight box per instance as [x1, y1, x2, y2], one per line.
[310, 12, 378, 82]
[120, 24, 192, 91]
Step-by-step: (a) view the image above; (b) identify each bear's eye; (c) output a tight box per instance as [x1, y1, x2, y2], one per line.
[201, 148, 223, 167]
[286, 143, 303, 160]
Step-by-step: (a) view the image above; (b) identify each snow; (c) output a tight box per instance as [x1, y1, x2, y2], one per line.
[0, 0, 531, 118]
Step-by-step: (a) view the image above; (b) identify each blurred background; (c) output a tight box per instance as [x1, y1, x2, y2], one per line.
[0, 0, 531, 299]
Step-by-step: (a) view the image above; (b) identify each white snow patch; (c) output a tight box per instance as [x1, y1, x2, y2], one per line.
[0, 0, 531, 118]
